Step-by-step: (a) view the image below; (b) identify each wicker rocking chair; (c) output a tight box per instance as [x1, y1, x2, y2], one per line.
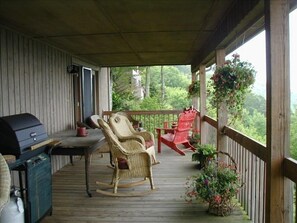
[96, 118, 156, 196]
[109, 113, 159, 165]
[0, 153, 11, 213]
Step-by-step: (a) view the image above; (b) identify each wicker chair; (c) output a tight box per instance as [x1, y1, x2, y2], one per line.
[0, 153, 11, 213]
[96, 118, 155, 196]
[116, 112, 141, 129]
[87, 115, 101, 129]
[109, 113, 159, 164]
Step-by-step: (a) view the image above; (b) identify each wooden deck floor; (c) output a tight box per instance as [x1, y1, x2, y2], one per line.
[42, 147, 251, 223]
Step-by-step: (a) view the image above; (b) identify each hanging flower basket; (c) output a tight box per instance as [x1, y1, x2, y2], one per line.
[209, 54, 256, 122]
[188, 80, 200, 98]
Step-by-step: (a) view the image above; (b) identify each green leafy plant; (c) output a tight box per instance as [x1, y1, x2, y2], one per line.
[192, 144, 216, 168]
[189, 131, 201, 146]
[185, 152, 242, 216]
[188, 80, 200, 98]
[209, 54, 256, 123]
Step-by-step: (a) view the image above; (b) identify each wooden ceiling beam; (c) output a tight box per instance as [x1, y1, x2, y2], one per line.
[191, 0, 263, 72]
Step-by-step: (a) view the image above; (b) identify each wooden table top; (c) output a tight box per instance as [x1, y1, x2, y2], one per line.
[50, 129, 105, 149]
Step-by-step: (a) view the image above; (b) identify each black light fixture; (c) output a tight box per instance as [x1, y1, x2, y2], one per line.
[67, 65, 80, 74]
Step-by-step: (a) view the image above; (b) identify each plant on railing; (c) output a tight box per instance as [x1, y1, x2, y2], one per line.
[189, 130, 201, 146]
[188, 80, 200, 98]
[209, 54, 256, 122]
[192, 144, 216, 169]
[185, 151, 242, 216]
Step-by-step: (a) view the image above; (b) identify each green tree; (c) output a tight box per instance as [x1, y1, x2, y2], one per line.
[137, 96, 171, 110]
[165, 87, 191, 109]
[112, 89, 135, 111]
[232, 109, 266, 144]
[291, 106, 297, 159]
[244, 93, 266, 115]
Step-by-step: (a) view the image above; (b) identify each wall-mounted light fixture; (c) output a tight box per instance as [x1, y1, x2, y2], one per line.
[67, 65, 80, 74]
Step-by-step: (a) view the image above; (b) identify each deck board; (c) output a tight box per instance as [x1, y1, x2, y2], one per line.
[42, 147, 251, 223]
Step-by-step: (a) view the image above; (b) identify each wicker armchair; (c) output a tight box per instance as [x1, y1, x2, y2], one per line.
[0, 153, 11, 213]
[109, 113, 159, 164]
[96, 118, 155, 196]
[116, 112, 141, 129]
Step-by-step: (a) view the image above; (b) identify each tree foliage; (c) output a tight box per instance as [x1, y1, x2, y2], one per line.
[291, 106, 297, 159]
[110, 65, 297, 161]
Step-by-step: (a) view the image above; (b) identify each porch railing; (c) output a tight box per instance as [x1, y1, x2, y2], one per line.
[102, 110, 297, 223]
[203, 115, 266, 222]
[102, 110, 183, 134]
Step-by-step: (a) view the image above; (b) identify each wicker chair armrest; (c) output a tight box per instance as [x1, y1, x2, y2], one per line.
[127, 151, 151, 167]
[135, 131, 155, 143]
[119, 135, 145, 145]
[120, 140, 146, 153]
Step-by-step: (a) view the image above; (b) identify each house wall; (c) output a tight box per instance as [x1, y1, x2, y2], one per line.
[0, 27, 74, 133]
[0, 27, 111, 174]
[0, 27, 75, 171]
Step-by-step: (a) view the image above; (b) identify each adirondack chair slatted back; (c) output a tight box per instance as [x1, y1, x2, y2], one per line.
[156, 108, 198, 155]
[173, 109, 197, 144]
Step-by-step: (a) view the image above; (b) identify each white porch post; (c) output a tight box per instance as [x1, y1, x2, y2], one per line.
[265, 0, 291, 222]
[98, 67, 112, 116]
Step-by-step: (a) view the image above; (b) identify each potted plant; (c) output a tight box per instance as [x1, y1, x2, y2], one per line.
[209, 53, 256, 123]
[185, 151, 242, 216]
[192, 144, 216, 169]
[189, 130, 201, 146]
[188, 80, 200, 98]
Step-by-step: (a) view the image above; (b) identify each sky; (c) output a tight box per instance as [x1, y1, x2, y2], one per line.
[229, 8, 297, 94]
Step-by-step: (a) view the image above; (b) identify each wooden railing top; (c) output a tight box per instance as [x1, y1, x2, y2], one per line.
[224, 126, 267, 162]
[203, 114, 267, 162]
[203, 115, 217, 128]
[283, 158, 297, 183]
[103, 109, 183, 116]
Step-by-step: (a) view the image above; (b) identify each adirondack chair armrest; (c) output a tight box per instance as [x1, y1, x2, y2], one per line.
[155, 127, 175, 135]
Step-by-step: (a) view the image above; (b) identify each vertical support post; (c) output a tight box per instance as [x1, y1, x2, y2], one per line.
[199, 64, 207, 144]
[192, 72, 199, 131]
[216, 49, 227, 153]
[265, 0, 291, 222]
[98, 67, 111, 116]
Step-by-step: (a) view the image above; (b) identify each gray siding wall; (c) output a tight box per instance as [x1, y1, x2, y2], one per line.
[0, 27, 75, 171]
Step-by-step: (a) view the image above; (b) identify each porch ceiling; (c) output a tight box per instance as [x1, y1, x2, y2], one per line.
[0, 0, 268, 70]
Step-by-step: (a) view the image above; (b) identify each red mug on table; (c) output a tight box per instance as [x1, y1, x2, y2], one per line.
[77, 127, 87, 137]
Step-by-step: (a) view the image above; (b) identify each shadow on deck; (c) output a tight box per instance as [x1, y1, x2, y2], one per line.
[42, 146, 251, 223]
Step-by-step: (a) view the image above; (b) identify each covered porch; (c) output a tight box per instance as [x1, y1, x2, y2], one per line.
[42, 146, 250, 223]
[1, 1, 297, 223]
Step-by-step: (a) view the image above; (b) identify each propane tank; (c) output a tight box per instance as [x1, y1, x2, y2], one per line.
[0, 189, 24, 223]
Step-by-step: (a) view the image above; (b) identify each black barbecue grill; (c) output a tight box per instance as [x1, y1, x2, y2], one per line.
[0, 113, 49, 160]
[0, 113, 52, 223]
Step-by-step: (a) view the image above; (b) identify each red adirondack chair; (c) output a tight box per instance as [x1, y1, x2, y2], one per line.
[156, 108, 198, 155]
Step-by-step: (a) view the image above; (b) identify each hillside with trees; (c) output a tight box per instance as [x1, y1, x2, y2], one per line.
[110, 66, 297, 159]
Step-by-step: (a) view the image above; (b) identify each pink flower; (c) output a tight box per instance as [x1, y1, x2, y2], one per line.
[213, 195, 222, 204]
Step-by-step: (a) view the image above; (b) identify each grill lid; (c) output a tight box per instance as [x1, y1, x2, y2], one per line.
[0, 113, 48, 157]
